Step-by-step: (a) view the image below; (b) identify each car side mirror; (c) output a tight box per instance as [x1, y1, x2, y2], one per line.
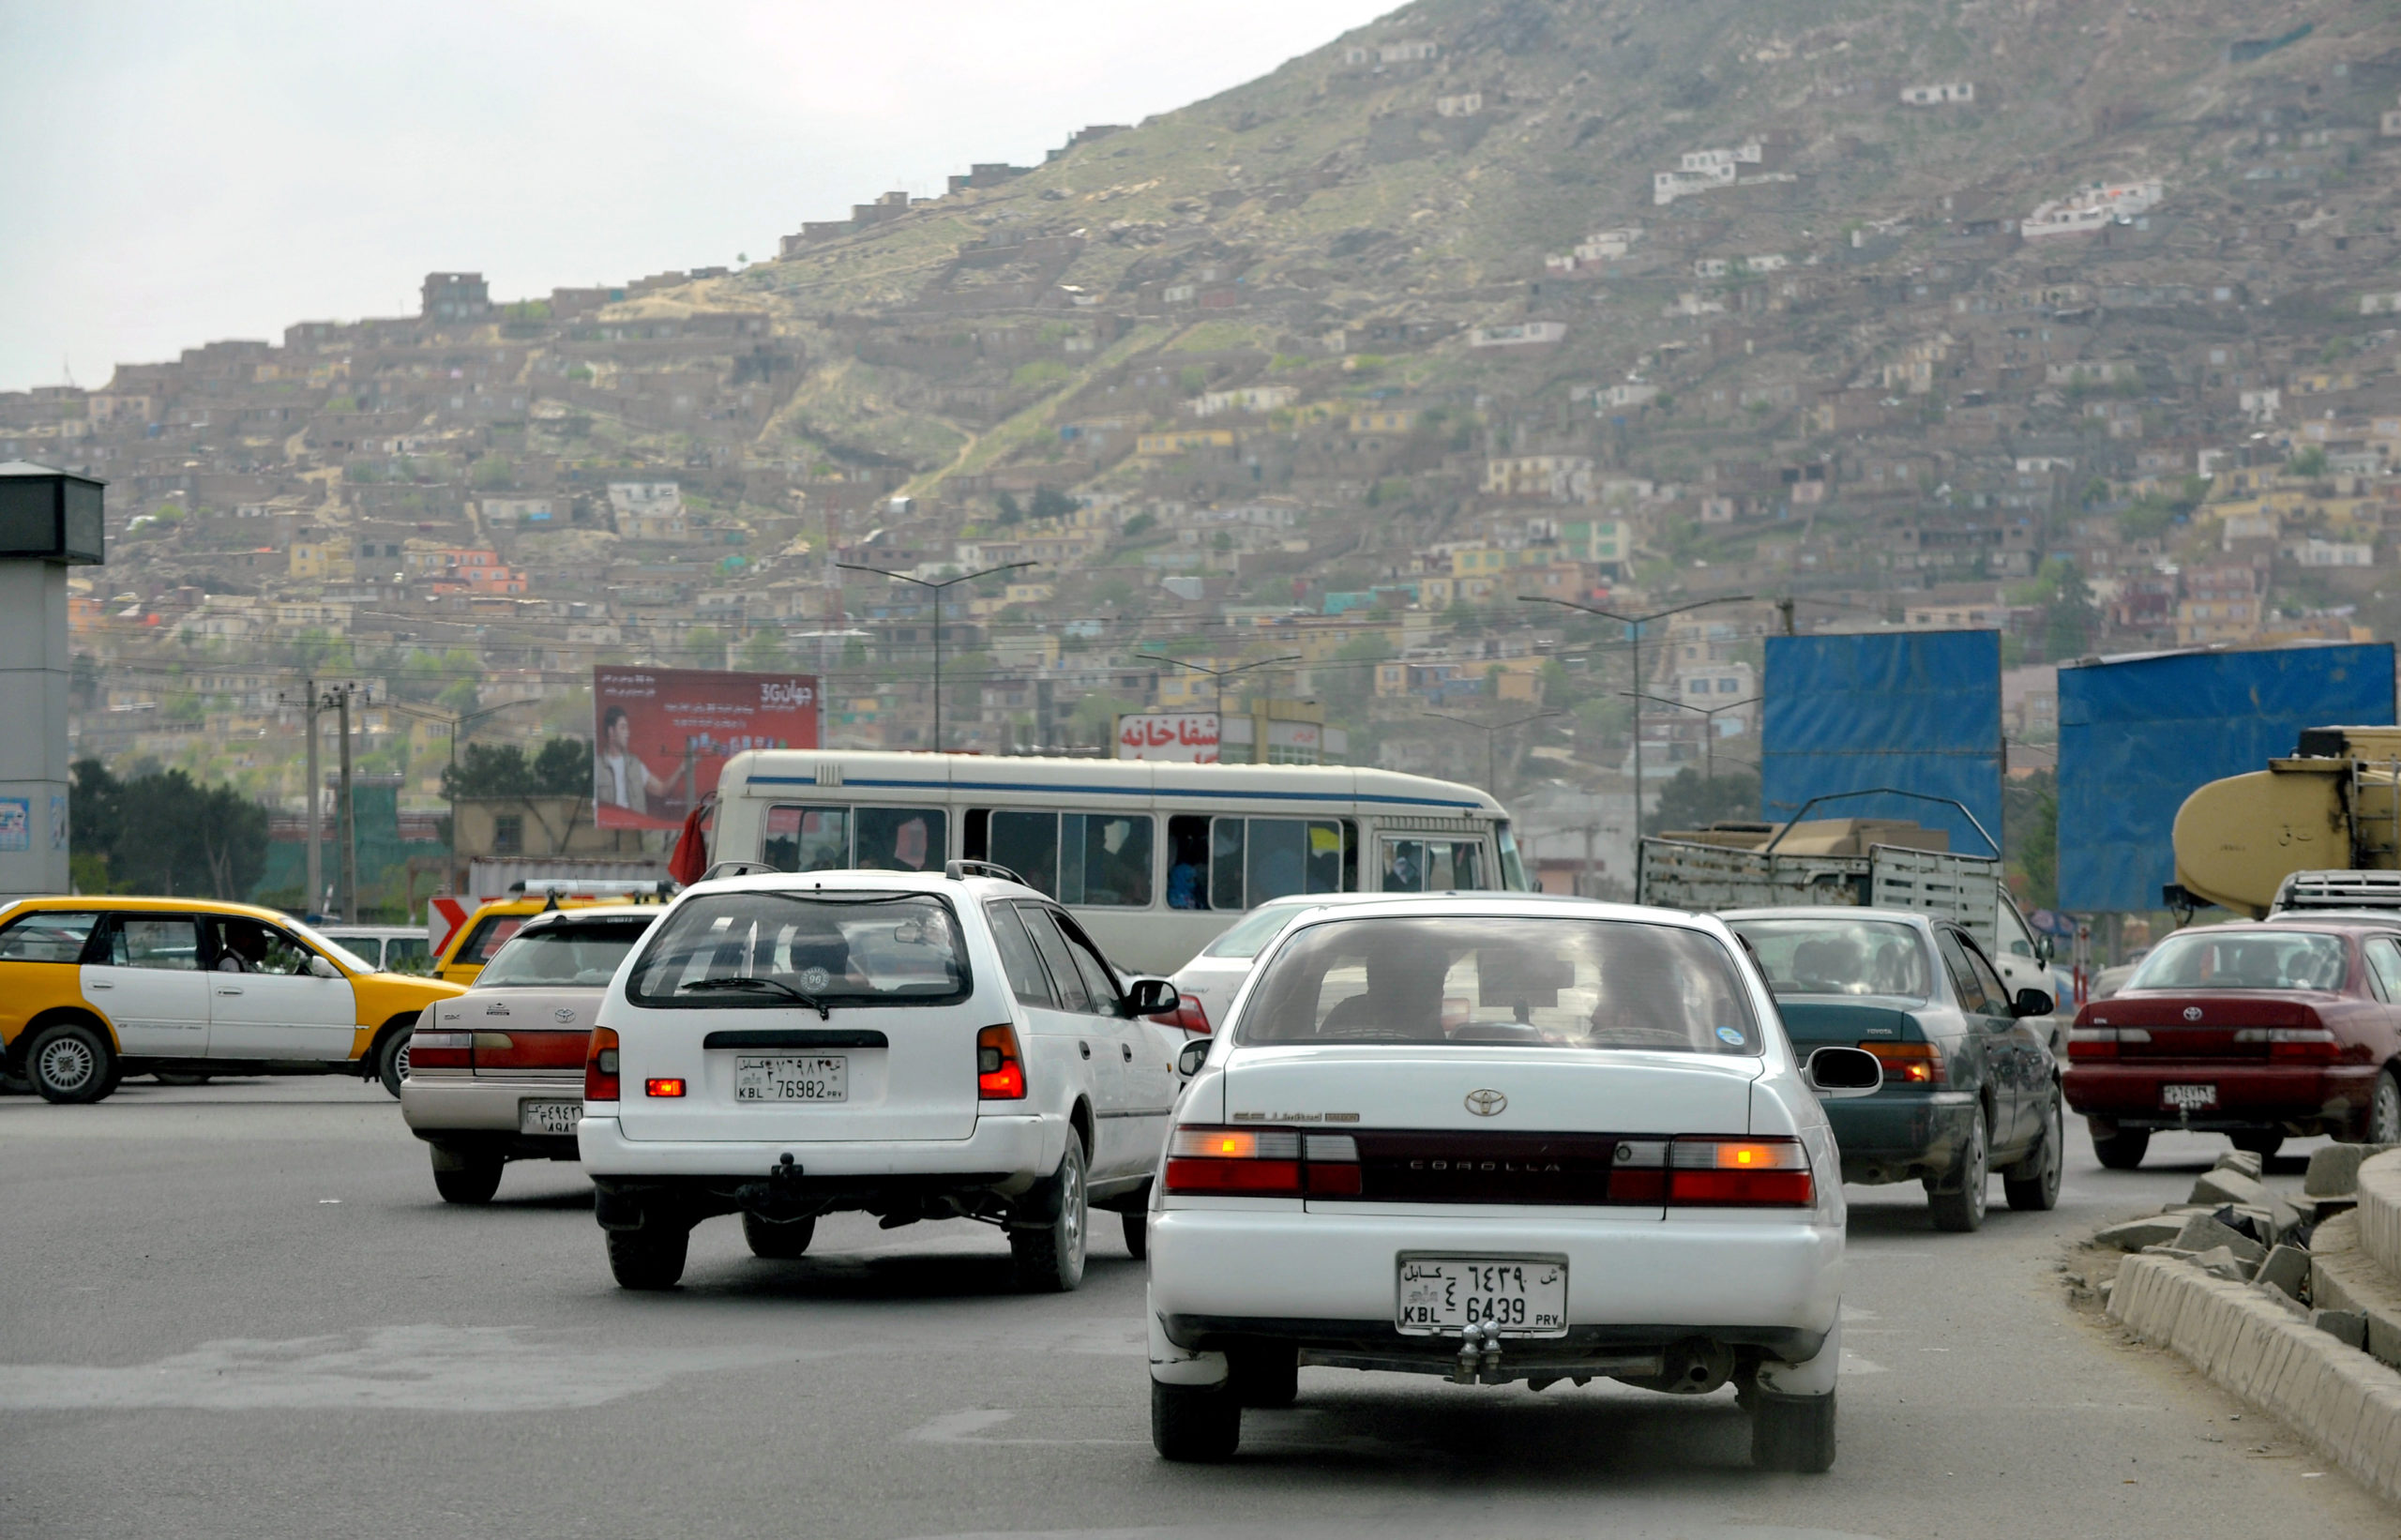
[2012, 988, 2055, 1019]
[1177, 1038, 1212, 1079]
[309, 955, 341, 980]
[1124, 976, 1179, 1017]
[1804, 1046, 1882, 1098]
[2035, 936, 2055, 966]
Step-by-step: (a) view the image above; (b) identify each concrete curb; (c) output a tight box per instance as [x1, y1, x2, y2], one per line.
[2358, 1151, 2401, 1278]
[2109, 1252, 2401, 1502]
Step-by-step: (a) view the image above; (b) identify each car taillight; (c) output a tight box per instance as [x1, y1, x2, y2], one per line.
[1149, 991, 1212, 1035]
[1858, 1040, 1944, 1084]
[1165, 1127, 1303, 1194]
[2069, 1026, 2152, 1061]
[977, 1023, 1026, 1099]
[1667, 1137, 1814, 1206]
[584, 1027, 620, 1101]
[2235, 1026, 2341, 1062]
[410, 1031, 472, 1069]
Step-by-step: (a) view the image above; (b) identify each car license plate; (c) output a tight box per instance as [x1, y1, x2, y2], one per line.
[1396, 1256, 1568, 1337]
[2162, 1083, 2219, 1111]
[520, 1100, 581, 1136]
[734, 1055, 848, 1103]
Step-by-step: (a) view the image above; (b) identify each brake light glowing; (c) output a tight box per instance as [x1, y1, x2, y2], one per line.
[1667, 1137, 1814, 1206]
[1164, 1126, 1305, 1195]
[976, 1023, 1026, 1099]
[644, 1078, 686, 1098]
[584, 1027, 620, 1101]
[1858, 1040, 1944, 1084]
[409, 1030, 473, 1070]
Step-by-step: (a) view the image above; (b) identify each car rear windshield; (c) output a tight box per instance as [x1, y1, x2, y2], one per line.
[1234, 914, 1761, 1053]
[2128, 929, 2349, 992]
[1728, 917, 1932, 1002]
[478, 918, 654, 988]
[1200, 903, 1307, 959]
[626, 891, 971, 1007]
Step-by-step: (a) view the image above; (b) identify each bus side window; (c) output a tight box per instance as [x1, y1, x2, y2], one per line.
[1341, 820, 1359, 892]
[1167, 816, 1211, 911]
[766, 805, 848, 872]
[1209, 819, 1246, 911]
[1213, 817, 1344, 909]
[991, 810, 1061, 898]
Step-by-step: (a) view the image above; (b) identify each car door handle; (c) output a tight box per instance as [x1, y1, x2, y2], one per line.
[1080, 1041, 1092, 1059]
[1122, 1043, 1134, 1062]
[88, 980, 113, 989]
[216, 987, 244, 996]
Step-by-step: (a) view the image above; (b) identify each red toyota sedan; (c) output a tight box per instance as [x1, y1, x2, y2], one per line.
[2065, 919, 2401, 1168]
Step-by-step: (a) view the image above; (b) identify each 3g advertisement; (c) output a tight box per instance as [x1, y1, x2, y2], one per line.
[593, 666, 821, 830]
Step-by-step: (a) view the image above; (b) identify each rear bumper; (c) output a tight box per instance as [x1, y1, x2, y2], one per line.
[575, 1108, 1063, 1185]
[2064, 1063, 2380, 1135]
[1145, 1206, 1841, 1346]
[400, 1074, 581, 1133]
[1824, 1092, 1980, 1183]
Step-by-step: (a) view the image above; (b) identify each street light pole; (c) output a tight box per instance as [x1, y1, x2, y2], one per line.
[1139, 652, 1304, 763]
[840, 560, 1036, 751]
[1420, 708, 1563, 796]
[1520, 593, 1753, 833]
[1622, 691, 1759, 786]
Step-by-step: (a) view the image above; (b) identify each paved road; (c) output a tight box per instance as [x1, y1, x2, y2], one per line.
[0, 1079, 2391, 1540]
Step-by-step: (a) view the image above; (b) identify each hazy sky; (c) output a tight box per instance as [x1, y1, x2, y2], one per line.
[0, 0, 1399, 393]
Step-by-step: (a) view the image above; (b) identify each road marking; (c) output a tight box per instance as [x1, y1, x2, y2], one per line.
[1840, 1352, 1889, 1374]
[907, 1408, 1145, 1447]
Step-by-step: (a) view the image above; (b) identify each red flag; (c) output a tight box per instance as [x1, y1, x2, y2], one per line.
[667, 800, 713, 887]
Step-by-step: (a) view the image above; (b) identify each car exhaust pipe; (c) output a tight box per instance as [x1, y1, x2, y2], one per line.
[1614, 1336, 1734, 1395]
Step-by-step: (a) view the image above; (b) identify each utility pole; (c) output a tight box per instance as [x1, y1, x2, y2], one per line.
[1622, 691, 1760, 787]
[1420, 708, 1563, 797]
[303, 677, 322, 917]
[838, 560, 1036, 751]
[335, 683, 357, 923]
[1520, 593, 1753, 835]
[1139, 651, 1304, 764]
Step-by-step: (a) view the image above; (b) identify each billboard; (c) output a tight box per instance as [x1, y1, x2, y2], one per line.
[594, 666, 820, 830]
[1116, 712, 1221, 763]
[2057, 643, 2395, 913]
[1760, 631, 2004, 856]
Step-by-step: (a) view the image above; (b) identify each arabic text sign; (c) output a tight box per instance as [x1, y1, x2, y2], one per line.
[594, 666, 821, 830]
[1116, 712, 1221, 763]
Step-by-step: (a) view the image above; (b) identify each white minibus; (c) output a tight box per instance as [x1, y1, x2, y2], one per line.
[706, 751, 1526, 973]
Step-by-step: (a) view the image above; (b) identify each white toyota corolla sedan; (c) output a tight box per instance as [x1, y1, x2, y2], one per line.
[1146, 894, 1880, 1470]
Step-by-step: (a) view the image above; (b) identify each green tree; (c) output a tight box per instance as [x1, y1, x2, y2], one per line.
[470, 453, 515, 489]
[1030, 486, 1077, 521]
[682, 626, 725, 668]
[993, 491, 1024, 526]
[2003, 769, 2059, 910]
[1651, 768, 1762, 834]
[441, 739, 592, 799]
[737, 629, 791, 672]
[70, 758, 268, 898]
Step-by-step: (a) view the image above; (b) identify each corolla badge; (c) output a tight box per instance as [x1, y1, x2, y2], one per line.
[2183, 1006, 2204, 1021]
[1465, 1089, 1508, 1117]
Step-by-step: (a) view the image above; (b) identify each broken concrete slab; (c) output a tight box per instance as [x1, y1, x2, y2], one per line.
[2315, 1308, 2369, 1350]
[2212, 1148, 2264, 1181]
[2175, 1214, 2267, 1266]
[2192, 1245, 2256, 1282]
[2096, 1215, 2185, 1252]
[2191, 1168, 2268, 1208]
[2257, 1244, 2310, 1300]
[2303, 1142, 2399, 1198]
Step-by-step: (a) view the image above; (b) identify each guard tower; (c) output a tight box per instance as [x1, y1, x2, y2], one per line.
[0, 461, 104, 898]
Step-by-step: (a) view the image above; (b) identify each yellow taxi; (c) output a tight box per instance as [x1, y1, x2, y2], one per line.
[0, 896, 465, 1105]
[434, 892, 667, 986]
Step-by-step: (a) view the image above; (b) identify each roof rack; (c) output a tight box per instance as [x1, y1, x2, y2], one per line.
[2270, 869, 2401, 913]
[698, 860, 779, 883]
[945, 859, 1028, 885]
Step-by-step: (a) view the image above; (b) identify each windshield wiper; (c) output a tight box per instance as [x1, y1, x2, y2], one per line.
[680, 976, 831, 1019]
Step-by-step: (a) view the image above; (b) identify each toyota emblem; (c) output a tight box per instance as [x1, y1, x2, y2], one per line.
[1465, 1089, 1508, 1117]
[2183, 1006, 2203, 1021]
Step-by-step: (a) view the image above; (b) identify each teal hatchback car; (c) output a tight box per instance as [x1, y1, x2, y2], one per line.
[1725, 909, 2061, 1232]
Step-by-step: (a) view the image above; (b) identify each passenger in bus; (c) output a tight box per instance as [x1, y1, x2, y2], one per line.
[860, 813, 931, 872]
[1167, 821, 1210, 909]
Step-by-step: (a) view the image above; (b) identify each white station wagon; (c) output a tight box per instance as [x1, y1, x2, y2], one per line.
[578, 863, 1184, 1292]
[1146, 895, 1880, 1470]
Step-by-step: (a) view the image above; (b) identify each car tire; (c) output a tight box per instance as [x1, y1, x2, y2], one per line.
[431, 1150, 504, 1204]
[2091, 1120, 2151, 1170]
[1151, 1377, 1241, 1462]
[1926, 1106, 1988, 1232]
[1228, 1346, 1299, 1409]
[151, 1071, 211, 1087]
[1121, 1210, 1148, 1261]
[25, 1021, 117, 1105]
[743, 1212, 816, 1260]
[374, 1023, 414, 1099]
[1752, 1390, 1837, 1472]
[2368, 1069, 2401, 1145]
[607, 1227, 689, 1291]
[2229, 1129, 2287, 1159]
[2003, 1088, 2064, 1213]
[1010, 1138, 1089, 1293]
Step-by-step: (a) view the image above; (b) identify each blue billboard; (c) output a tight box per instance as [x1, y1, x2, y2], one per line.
[2057, 643, 2396, 913]
[1760, 631, 2003, 856]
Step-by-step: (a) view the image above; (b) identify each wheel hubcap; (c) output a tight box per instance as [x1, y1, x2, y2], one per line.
[393, 1042, 412, 1080]
[2378, 1080, 2399, 1141]
[1968, 1120, 1987, 1218]
[39, 1039, 95, 1091]
[1064, 1156, 1085, 1263]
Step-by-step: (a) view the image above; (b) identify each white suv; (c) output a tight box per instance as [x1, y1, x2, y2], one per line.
[578, 863, 1184, 1292]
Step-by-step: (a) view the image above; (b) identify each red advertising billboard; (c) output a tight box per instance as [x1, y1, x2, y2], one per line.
[593, 666, 820, 830]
